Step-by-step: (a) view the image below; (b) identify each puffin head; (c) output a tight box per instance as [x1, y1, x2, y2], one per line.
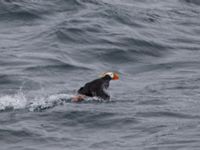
[101, 72, 119, 80]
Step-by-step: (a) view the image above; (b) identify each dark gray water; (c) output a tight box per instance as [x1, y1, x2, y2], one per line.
[1, 0, 200, 149]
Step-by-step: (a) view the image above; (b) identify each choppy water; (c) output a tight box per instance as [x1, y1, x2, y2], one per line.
[0, 0, 200, 149]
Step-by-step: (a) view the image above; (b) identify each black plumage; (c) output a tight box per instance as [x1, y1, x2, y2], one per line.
[78, 75, 111, 100]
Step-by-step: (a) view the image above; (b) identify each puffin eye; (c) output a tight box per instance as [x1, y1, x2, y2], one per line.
[101, 72, 114, 78]
[108, 72, 114, 78]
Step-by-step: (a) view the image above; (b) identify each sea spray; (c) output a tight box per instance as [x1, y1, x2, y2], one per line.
[0, 92, 27, 111]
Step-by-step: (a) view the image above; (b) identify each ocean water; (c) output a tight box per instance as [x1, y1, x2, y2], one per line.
[0, 0, 200, 149]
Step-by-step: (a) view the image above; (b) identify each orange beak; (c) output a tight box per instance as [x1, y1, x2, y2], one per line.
[112, 73, 119, 80]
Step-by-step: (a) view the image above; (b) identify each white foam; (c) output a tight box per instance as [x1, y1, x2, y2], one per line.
[0, 92, 27, 111]
[0, 92, 73, 111]
[0, 92, 106, 112]
[28, 93, 73, 111]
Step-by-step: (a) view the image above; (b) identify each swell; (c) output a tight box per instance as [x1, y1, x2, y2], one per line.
[182, 0, 200, 5]
[7, 0, 172, 64]
[0, 0, 85, 21]
[0, 0, 42, 21]
[136, 111, 200, 119]
[53, 23, 168, 62]
[23, 57, 92, 72]
[42, 110, 139, 129]
[0, 128, 38, 140]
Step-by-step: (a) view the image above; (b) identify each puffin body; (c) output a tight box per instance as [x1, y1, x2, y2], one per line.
[78, 75, 111, 100]
[72, 72, 119, 102]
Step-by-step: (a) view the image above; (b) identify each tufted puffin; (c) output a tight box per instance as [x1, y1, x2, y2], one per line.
[72, 72, 119, 102]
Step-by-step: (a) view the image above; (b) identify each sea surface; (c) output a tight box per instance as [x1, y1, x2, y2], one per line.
[0, 0, 200, 150]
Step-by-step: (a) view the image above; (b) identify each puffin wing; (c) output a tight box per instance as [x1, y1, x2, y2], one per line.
[95, 88, 110, 100]
[77, 78, 110, 100]
[78, 83, 93, 97]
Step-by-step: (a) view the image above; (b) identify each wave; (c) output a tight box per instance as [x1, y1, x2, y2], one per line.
[0, 0, 88, 20]
[0, 0, 42, 21]
[24, 62, 92, 72]
[0, 0, 85, 21]
[182, 0, 200, 5]
[136, 111, 200, 119]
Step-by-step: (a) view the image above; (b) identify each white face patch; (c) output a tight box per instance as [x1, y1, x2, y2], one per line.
[105, 72, 114, 78]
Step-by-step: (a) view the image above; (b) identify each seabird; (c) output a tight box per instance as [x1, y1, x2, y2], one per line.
[72, 72, 119, 102]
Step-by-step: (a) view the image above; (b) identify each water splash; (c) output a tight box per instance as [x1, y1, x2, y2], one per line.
[0, 92, 27, 111]
[28, 93, 73, 111]
[0, 91, 74, 112]
[0, 92, 112, 112]
[27, 94, 106, 111]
